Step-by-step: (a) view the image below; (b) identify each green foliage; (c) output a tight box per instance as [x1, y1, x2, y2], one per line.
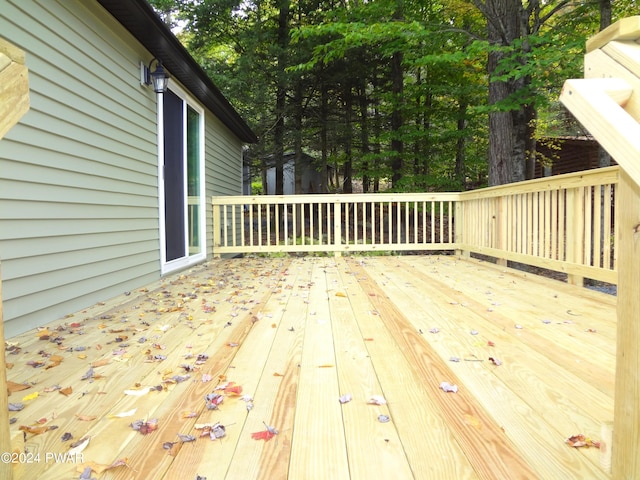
[149, 0, 635, 190]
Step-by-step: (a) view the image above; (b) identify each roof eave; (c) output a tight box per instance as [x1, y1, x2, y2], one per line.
[96, 0, 257, 143]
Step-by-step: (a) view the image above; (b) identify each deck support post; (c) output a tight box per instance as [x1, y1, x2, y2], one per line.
[612, 169, 640, 479]
[0, 262, 13, 480]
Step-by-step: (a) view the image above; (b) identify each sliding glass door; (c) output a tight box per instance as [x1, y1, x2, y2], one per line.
[160, 88, 205, 272]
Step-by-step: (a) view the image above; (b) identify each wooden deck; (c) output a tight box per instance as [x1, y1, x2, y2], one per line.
[5, 255, 615, 479]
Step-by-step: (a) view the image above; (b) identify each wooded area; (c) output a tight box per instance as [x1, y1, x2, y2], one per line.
[150, 0, 633, 190]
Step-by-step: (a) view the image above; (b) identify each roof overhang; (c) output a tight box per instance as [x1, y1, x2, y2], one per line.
[96, 0, 257, 143]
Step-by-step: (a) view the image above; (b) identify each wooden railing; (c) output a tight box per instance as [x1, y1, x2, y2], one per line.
[212, 166, 619, 285]
[458, 166, 618, 285]
[212, 193, 459, 254]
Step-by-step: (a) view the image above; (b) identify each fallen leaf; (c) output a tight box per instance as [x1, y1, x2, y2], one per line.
[59, 386, 73, 396]
[335, 292, 347, 297]
[487, 341, 495, 347]
[368, 395, 387, 405]
[273, 372, 284, 377]
[109, 408, 137, 419]
[205, 392, 224, 410]
[69, 436, 91, 455]
[565, 434, 600, 448]
[91, 359, 110, 368]
[76, 458, 128, 475]
[76, 414, 97, 421]
[22, 391, 39, 402]
[7, 381, 30, 394]
[125, 387, 151, 396]
[20, 425, 54, 435]
[130, 418, 158, 435]
[339, 394, 352, 404]
[440, 382, 458, 393]
[251, 423, 278, 441]
[488, 357, 503, 366]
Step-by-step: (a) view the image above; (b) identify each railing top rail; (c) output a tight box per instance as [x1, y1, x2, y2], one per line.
[212, 191, 462, 204]
[459, 166, 619, 200]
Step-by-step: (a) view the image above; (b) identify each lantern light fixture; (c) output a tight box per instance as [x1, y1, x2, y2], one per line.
[141, 57, 170, 94]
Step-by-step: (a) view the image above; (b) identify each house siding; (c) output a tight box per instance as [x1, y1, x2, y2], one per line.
[204, 111, 244, 253]
[0, 0, 161, 337]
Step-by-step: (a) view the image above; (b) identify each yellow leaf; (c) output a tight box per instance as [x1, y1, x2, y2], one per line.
[22, 391, 39, 402]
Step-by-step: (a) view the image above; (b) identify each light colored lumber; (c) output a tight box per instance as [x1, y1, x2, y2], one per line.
[585, 48, 640, 122]
[0, 38, 29, 140]
[326, 260, 417, 479]
[220, 259, 312, 479]
[287, 259, 350, 479]
[612, 170, 640, 478]
[349, 258, 539, 479]
[560, 77, 640, 190]
[4, 256, 616, 479]
[587, 16, 640, 52]
[1, 261, 12, 480]
[334, 258, 479, 479]
[357, 257, 609, 479]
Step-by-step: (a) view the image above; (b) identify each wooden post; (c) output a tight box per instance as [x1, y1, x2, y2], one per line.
[612, 169, 640, 479]
[565, 187, 584, 286]
[0, 37, 28, 480]
[0, 262, 13, 480]
[212, 202, 221, 258]
[496, 196, 508, 266]
[333, 200, 342, 257]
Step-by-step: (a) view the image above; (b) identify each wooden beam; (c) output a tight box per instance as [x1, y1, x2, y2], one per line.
[587, 16, 640, 53]
[613, 170, 640, 479]
[585, 48, 640, 123]
[0, 262, 12, 480]
[560, 78, 640, 187]
[0, 38, 29, 140]
[0, 36, 26, 480]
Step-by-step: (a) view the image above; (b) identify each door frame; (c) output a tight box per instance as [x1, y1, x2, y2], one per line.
[157, 82, 206, 274]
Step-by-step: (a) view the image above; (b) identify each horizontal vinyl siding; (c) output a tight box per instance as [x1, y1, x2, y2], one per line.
[204, 111, 243, 256]
[0, 0, 161, 336]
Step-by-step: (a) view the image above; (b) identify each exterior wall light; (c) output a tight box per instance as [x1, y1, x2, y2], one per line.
[141, 58, 170, 93]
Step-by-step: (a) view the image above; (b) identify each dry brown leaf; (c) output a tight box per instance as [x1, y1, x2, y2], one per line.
[19, 425, 52, 435]
[76, 414, 97, 421]
[91, 358, 110, 368]
[46, 355, 64, 369]
[7, 381, 30, 394]
[59, 386, 73, 396]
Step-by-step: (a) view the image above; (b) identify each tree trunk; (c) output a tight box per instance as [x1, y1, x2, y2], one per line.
[320, 78, 329, 193]
[455, 99, 467, 188]
[390, 0, 404, 188]
[343, 78, 353, 193]
[274, 0, 289, 196]
[478, 0, 543, 186]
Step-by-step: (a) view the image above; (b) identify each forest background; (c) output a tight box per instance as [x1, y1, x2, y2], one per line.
[148, 0, 637, 193]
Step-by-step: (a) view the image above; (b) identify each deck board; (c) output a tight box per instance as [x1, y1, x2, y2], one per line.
[4, 255, 614, 479]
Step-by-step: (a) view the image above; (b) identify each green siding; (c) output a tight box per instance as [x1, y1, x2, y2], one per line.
[0, 0, 246, 337]
[204, 111, 244, 255]
[0, 0, 159, 337]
